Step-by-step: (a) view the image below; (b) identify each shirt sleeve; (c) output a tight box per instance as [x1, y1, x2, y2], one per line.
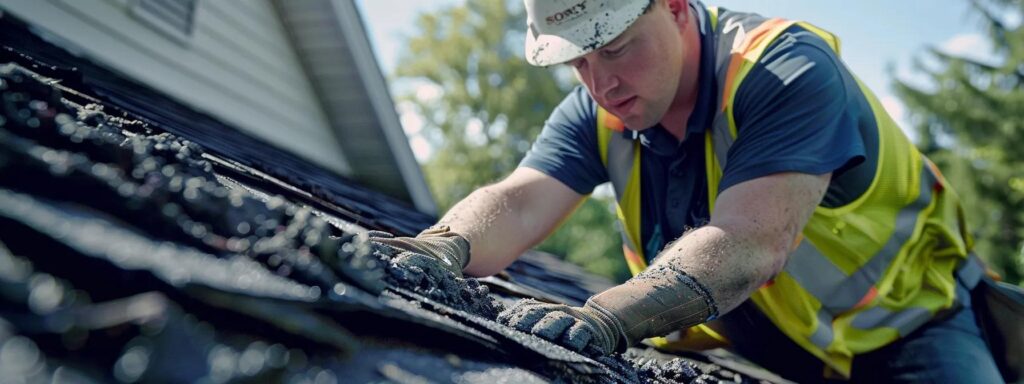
[719, 27, 866, 192]
[518, 86, 609, 195]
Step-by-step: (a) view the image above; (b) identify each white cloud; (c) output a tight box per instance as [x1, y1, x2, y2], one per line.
[892, 59, 935, 92]
[939, 33, 996, 63]
[1007, 13, 1022, 29]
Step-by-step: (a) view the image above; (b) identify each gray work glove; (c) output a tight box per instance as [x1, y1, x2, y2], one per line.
[497, 298, 624, 355]
[497, 263, 718, 356]
[369, 225, 470, 278]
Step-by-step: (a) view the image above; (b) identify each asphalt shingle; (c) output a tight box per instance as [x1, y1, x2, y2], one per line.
[0, 14, 785, 383]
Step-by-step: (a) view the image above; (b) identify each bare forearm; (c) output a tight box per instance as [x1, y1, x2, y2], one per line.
[496, 173, 828, 353]
[651, 224, 785, 315]
[649, 172, 828, 315]
[436, 169, 582, 276]
[436, 185, 533, 275]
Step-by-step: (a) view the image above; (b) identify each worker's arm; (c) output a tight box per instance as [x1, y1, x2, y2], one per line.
[439, 167, 585, 277]
[654, 170, 829, 313]
[499, 171, 829, 354]
[372, 166, 585, 278]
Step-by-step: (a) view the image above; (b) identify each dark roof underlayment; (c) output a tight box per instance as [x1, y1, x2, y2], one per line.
[0, 12, 789, 383]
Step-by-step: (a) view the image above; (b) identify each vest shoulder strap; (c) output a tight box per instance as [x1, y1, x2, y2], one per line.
[596, 107, 645, 267]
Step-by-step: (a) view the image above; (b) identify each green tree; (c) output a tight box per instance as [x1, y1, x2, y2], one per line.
[394, 0, 630, 282]
[894, 0, 1024, 284]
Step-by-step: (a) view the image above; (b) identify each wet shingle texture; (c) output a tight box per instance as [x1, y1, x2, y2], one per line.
[0, 28, 782, 383]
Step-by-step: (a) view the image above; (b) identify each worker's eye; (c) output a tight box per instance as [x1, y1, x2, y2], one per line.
[602, 43, 628, 58]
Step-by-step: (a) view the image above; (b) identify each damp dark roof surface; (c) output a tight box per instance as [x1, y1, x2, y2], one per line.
[0, 13, 789, 384]
[0, 14, 432, 237]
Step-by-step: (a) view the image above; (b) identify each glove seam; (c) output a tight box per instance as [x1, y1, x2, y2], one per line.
[673, 270, 719, 321]
[637, 265, 720, 322]
[585, 300, 628, 354]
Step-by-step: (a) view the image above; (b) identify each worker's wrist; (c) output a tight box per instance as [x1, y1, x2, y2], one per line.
[581, 299, 629, 354]
[417, 224, 471, 269]
[589, 263, 718, 347]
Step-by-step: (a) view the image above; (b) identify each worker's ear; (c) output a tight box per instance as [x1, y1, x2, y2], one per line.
[666, 0, 688, 24]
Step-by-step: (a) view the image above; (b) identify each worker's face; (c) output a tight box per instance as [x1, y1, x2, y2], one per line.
[568, 0, 690, 130]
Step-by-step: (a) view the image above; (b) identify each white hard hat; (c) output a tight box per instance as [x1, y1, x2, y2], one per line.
[523, 0, 652, 67]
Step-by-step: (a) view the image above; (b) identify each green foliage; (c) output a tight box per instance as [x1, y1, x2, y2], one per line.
[894, 0, 1024, 284]
[394, 0, 629, 282]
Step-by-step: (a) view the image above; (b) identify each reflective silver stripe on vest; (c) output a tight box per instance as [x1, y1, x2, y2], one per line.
[808, 309, 835, 350]
[710, 114, 733, 170]
[850, 253, 985, 336]
[707, 12, 771, 170]
[956, 253, 985, 290]
[782, 166, 937, 317]
[704, 11, 950, 348]
[784, 165, 937, 314]
[786, 240, 849, 313]
[606, 132, 635, 200]
[779, 163, 938, 348]
[850, 306, 933, 337]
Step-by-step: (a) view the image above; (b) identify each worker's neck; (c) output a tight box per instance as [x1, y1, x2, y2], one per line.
[661, 78, 698, 143]
[661, 18, 702, 144]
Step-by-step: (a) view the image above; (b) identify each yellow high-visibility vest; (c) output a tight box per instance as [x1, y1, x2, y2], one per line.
[596, 6, 975, 377]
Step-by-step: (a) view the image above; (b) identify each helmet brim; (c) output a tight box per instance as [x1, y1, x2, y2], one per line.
[524, 0, 650, 67]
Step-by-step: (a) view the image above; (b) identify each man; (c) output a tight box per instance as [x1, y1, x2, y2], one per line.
[373, 0, 1002, 381]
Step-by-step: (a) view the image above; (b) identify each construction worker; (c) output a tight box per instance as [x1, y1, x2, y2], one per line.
[372, 0, 1004, 381]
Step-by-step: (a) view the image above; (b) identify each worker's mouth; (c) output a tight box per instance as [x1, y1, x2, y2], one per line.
[610, 96, 637, 116]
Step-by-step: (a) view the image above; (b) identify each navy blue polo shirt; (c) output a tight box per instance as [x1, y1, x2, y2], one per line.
[520, 6, 868, 261]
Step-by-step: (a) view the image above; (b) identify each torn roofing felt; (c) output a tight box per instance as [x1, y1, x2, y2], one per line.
[0, 11, 789, 384]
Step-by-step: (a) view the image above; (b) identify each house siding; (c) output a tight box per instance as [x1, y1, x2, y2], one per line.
[0, 0, 351, 175]
[275, 0, 437, 214]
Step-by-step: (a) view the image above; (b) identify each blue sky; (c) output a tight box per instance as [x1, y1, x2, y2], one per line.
[356, 0, 998, 160]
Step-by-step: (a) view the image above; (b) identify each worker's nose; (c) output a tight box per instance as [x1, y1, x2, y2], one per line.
[583, 62, 619, 103]
[581, 60, 618, 102]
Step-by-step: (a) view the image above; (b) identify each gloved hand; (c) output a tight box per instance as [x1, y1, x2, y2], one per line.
[369, 225, 471, 278]
[497, 263, 719, 356]
[496, 299, 624, 355]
